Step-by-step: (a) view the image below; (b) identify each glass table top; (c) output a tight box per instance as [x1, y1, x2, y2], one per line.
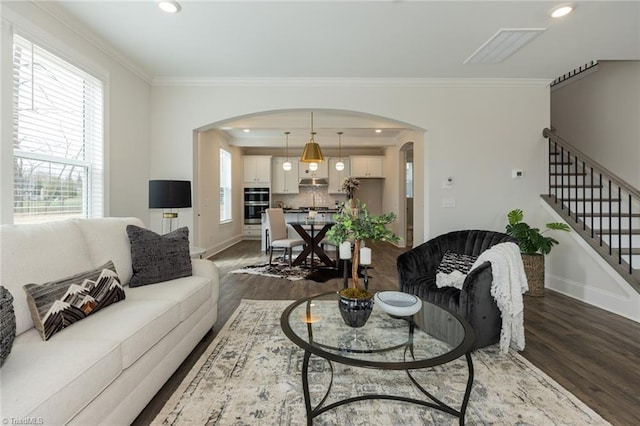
[281, 291, 475, 370]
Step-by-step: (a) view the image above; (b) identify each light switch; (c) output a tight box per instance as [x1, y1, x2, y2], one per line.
[442, 198, 456, 208]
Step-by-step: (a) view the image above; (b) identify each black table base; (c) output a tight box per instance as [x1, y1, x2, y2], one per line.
[301, 349, 474, 425]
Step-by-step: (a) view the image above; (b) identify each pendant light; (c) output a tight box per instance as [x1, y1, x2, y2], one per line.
[300, 112, 324, 163]
[282, 131, 292, 171]
[335, 131, 345, 171]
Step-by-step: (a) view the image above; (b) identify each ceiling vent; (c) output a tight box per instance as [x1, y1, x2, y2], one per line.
[464, 28, 546, 64]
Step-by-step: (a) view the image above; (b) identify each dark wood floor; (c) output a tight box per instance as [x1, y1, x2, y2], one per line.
[133, 240, 640, 425]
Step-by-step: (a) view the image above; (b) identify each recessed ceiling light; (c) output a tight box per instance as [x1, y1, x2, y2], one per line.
[158, 0, 181, 14]
[375, 129, 382, 133]
[243, 129, 250, 133]
[550, 4, 574, 18]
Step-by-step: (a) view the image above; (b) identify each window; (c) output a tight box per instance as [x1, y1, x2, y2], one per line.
[220, 148, 232, 222]
[12, 34, 104, 224]
[406, 161, 413, 198]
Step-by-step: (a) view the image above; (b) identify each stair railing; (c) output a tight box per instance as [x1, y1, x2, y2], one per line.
[543, 128, 640, 278]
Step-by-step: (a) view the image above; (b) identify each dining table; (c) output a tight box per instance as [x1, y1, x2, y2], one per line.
[289, 220, 336, 272]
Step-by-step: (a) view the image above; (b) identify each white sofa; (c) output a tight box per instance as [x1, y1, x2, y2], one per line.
[0, 217, 219, 425]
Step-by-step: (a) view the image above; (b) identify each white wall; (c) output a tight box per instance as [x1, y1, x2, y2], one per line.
[548, 60, 640, 323]
[551, 61, 640, 187]
[193, 129, 243, 257]
[0, 2, 151, 225]
[543, 202, 640, 322]
[149, 81, 550, 247]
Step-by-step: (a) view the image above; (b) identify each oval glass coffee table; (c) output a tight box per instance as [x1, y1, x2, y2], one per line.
[280, 291, 476, 425]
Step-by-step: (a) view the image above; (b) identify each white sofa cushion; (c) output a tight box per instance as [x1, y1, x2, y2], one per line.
[51, 298, 180, 369]
[2, 329, 122, 424]
[73, 217, 144, 285]
[0, 221, 94, 335]
[125, 275, 212, 321]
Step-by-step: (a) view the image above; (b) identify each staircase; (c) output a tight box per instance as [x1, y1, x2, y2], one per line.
[542, 128, 640, 294]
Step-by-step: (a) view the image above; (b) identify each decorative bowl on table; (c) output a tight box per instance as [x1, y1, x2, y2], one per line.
[374, 291, 422, 317]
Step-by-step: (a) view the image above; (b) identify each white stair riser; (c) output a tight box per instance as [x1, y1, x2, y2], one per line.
[561, 202, 623, 214]
[585, 217, 640, 230]
[552, 188, 612, 199]
[599, 234, 640, 248]
[621, 255, 640, 270]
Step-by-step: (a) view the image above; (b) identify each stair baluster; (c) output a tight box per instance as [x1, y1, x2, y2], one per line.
[542, 128, 640, 293]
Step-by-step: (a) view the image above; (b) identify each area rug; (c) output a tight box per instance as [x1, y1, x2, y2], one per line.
[152, 300, 609, 425]
[230, 260, 363, 283]
[229, 262, 308, 281]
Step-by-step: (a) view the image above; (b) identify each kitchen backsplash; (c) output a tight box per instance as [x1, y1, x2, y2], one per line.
[272, 187, 348, 209]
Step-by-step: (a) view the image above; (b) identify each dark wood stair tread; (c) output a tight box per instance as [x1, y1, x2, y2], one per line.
[620, 248, 640, 255]
[549, 184, 603, 189]
[550, 171, 587, 175]
[581, 212, 640, 218]
[559, 198, 621, 202]
[595, 229, 640, 235]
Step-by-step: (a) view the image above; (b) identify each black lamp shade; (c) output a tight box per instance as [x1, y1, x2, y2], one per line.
[149, 180, 192, 209]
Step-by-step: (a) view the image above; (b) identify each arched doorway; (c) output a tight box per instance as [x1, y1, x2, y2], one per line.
[192, 109, 424, 255]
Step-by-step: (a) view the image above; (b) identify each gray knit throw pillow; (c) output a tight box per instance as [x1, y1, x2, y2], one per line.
[127, 225, 192, 287]
[0, 286, 16, 366]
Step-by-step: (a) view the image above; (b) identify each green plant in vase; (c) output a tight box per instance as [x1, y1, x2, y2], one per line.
[326, 200, 400, 299]
[505, 208, 570, 297]
[505, 209, 570, 255]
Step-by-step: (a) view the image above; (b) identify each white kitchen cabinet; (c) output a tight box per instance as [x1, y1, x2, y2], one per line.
[299, 160, 329, 179]
[328, 157, 351, 194]
[243, 156, 272, 183]
[272, 157, 299, 194]
[243, 224, 262, 240]
[350, 156, 384, 178]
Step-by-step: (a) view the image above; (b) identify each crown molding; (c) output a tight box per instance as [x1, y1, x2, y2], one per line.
[151, 77, 551, 88]
[30, 1, 152, 84]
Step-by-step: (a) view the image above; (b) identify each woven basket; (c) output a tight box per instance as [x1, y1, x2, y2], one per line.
[522, 253, 545, 297]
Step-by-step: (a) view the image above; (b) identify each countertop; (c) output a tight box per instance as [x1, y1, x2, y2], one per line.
[263, 208, 340, 214]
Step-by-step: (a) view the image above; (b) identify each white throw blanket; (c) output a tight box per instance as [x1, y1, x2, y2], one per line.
[470, 242, 529, 354]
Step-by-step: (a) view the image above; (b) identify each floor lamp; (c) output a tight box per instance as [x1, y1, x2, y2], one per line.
[149, 180, 192, 233]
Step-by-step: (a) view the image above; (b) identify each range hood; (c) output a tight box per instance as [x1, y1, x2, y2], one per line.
[299, 178, 328, 187]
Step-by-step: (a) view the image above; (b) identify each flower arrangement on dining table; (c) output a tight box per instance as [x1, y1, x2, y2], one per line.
[326, 199, 399, 299]
[341, 176, 360, 200]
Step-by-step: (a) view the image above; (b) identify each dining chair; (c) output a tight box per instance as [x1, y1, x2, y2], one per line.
[265, 208, 305, 266]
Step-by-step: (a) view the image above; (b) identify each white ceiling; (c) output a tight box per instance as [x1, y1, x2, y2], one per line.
[39, 0, 640, 146]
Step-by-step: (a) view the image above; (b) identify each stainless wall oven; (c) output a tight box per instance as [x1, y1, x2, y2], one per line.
[244, 187, 270, 224]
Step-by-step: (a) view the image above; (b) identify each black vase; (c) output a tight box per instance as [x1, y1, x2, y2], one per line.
[338, 294, 374, 328]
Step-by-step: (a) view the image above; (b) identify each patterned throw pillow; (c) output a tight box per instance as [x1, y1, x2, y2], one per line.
[126, 225, 192, 288]
[23, 261, 125, 341]
[436, 251, 478, 275]
[0, 286, 16, 366]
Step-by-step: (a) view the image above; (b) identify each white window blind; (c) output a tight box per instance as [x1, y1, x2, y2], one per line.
[12, 34, 104, 224]
[220, 148, 232, 222]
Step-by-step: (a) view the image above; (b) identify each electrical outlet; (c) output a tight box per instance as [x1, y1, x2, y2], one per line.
[512, 169, 523, 179]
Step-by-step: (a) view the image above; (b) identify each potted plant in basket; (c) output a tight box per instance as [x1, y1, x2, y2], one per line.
[505, 209, 570, 297]
[326, 199, 399, 326]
